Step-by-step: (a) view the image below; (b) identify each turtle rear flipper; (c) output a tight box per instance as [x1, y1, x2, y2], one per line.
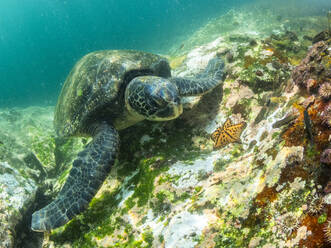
[31, 123, 119, 231]
[170, 57, 225, 96]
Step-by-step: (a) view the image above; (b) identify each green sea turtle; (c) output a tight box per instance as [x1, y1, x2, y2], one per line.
[31, 50, 225, 231]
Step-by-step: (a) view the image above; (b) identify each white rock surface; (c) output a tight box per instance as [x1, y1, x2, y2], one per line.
[0, 162, 37, 248]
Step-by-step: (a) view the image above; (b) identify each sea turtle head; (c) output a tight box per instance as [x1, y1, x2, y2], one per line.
[125, 76, 183, 121]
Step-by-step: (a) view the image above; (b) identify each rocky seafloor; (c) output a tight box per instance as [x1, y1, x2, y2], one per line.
[1, 4, 331, 248]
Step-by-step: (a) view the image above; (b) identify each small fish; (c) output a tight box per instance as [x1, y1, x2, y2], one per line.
[272, 114, 298, 128]
[211, 118, 246, 149]
[304, 101, 314, 146]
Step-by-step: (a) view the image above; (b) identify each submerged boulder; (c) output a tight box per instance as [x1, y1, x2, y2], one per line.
[0, 162, 37, 248]
[0, 107, 86, 247]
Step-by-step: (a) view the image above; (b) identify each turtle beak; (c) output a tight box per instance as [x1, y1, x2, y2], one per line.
[161, 97, 183, 119]
[169, 88, 183, 117]
[172, 97, 183, 117]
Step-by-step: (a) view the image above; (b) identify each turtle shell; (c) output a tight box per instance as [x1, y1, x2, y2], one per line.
[54, 50, 171, 136]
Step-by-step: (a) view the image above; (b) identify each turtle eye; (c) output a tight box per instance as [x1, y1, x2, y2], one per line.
[151, 95, 168, 107]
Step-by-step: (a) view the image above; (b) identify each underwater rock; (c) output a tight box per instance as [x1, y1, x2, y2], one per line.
[292, 41, 330, 92]
[0, 106, 88, 246]
[324, 181, 331, 193]
[0, 162, 37, 248]
[225, 51, 234, 63]
[321, 104, 331, 128]
[312, 30, 331, 44]
[163, 211, 208, 248]
[284, 30, 299, 41]
[222, 30, 305, 93]
[320, 148, 331, 164]
[290, 40, 331, 171]
[0, 107, 56, 172]
[228, 34, 253, 43]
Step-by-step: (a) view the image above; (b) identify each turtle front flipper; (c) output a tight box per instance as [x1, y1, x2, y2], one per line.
[31, 122, 119, 231]
[170, 57, 225, 96]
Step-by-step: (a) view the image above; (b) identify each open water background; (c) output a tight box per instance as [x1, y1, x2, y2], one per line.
[0, 0, 330, 107]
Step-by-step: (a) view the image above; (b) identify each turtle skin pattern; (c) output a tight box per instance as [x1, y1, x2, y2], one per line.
[170, 57, 225, 96]
[31, 122, 119, 231]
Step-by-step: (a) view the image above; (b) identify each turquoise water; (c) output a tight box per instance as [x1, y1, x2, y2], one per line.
[0, 0, 246, 107]
[0, 0, 329, 107]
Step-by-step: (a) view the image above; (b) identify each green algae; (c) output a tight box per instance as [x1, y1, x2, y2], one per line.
[226, 31, 309, 96]
[150, 191, 172, 215]
[141, 228, 154, 246]
[305, 145, 320, 160]
[318, 213, 327, 224]
[158, 234, 164, 243]
[214, 158, 231, 171]
[50, 187, 123, 245]
[125, 156, 166, 209]
[230, 144, 245, 158]
[223, 87, 231, 96]
[272, 131, 280, 140]
[117, 119, 209, 212]
[53, 137, 87, 174]
[30, 136, 55, 168]
[213, 223, 247, 248]
[238, 60, 288, 93]
[157, 173, 181, 185]
[232, 97, 255, 119]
